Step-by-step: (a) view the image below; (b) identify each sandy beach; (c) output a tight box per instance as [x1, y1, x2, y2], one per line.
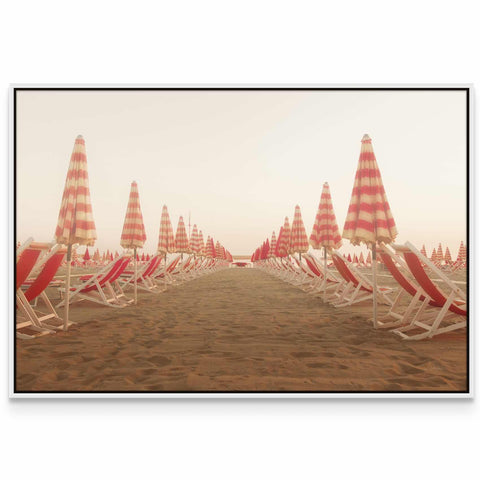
[15, 267, 467, 392]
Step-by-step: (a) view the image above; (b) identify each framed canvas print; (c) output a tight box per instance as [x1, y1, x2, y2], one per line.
[9, 86, 472, 397]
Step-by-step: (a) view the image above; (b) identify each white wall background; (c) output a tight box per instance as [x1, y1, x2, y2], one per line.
[2, 1, 477, 479]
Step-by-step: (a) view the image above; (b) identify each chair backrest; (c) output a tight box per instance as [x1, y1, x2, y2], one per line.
[304, 256, 322, 278]
[16, 242, 50, 290]
[24, 247, 67, 302]
[80, 256, 128, 293]
[331, 253, 361, 287]
[397, 246, 466, 316]
[167, 256, 181, 273]
[142, 255, 162, 278]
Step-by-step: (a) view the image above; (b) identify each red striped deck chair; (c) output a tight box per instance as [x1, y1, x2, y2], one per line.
[17, 246, 71, 338]
[389, 242, 467, 340]
[154, 255, 182, 285]
[58, 254, 133, 308]
[16, 241, 53, 338]
[120, 254, 165, 294]
[330, 252, 394, 308]
[302, 254, 342, 296]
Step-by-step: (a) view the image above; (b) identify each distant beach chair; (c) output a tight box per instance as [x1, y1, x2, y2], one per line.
[388, 242, 467, 340]
[330, 251, 394, 308]
[120, 254, 165, 294]
[302, 254, 342, 296]
[17, 245, 72, 338]
[57, 254, 133, 308]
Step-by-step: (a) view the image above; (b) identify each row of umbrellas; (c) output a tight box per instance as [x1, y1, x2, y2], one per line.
[252, 134, 397, 327]
[54, 135, 232, 329]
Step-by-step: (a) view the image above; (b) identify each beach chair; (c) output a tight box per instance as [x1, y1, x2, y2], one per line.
[120, 254, 165, 294]
[389, 242, 467, 340]
[302, 254, 342, 296]
[330, 251, 394, 308]
[57, 254, 133, 308]
[17, 245, 73, 338]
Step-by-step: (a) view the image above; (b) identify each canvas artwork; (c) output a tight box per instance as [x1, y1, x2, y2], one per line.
[11, 87, 470, 396]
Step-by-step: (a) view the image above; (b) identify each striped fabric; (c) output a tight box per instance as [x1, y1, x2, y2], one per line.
[205, 236, 215, 258]
[342, 134, 397, 245]
[457, 241, 466, 263]
[120, 181, 147, 249]
[420, 245, 427, 257]
[289, 205, 309, 254]
[215, 241, 223, 258]
[198, 230, 206, 256]
[83, 248, 90, 261]
[277, 217, 291, 257]
[269, 231, 277, 257]
[309, 182, 342, 250]
[436, 243, 444, 262]
[157, 205, 175, 254]
[431, 248, 437, 262]
[189, 224, 200, 255]
[444, 247, 452, 264]
[366, 251, 372, 264]
[55, 135, 97, 246]
[274, 227, 284, 257]
[359, 252, 365, 264]
[175, 216, 191, 253]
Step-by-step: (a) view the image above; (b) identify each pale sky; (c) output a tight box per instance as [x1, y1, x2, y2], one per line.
[15, 89, 467, 257]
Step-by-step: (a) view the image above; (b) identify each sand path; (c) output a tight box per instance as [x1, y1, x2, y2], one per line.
[16, 268, 467, 392]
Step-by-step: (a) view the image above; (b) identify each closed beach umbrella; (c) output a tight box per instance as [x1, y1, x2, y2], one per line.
[277, 217, 291, 258]
[120, 180, 147, 304]
[342, 134, 398, 327]
[215, 240, 223, 259]
[436, 243, 444, 264]
[444, 246, 452, 265]
[83, 247, 90, 263]
[189, 224, 200, 256]
[55, 135, 97, 330]
[205, 236, 215, 258]
[158, 205, 175, 255]
[309, 182, 342, 299]
[198, 230, 205, 257]
[431, 248, 437, 262]
[175, 216, 190, 257]
[289, 205, 309, 259]
[457, 241, 466, 265]
[158, 205, 176, 288]
[275, 227, 284, 257]
[269, 231, 277, 257]
[420, 245, 427, 258]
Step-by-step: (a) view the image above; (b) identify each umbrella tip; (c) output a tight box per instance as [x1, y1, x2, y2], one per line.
[362, 134, 371, 142]
[76, 134, 84, 140]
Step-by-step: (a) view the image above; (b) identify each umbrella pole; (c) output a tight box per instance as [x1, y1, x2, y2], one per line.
[323, 247, 327, 303]
[134, 247, 138, 305]
[372, 243, 378, 328]
[164, 253, 167, 290]
[64, 244, 72, 331]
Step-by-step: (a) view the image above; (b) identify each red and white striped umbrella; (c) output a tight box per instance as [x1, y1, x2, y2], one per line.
[175, 216, 191, 254]
[436, 243, 444, 263]
[55, 135, 97, 330]
[205, 236, 215, 258]
[366, 251, 372, 264]
[420, 245, 427, 257]
[457, 241, 466, 264]
[431, 248, 437, 262]
[120, 181, 147, 249]
[359, 252, 365, 265]
[215, 240, 223, 258]
[274, 227, 284, 257]
[289, 205, 309, 256]
[83, 247, 91, 262]
[189, 224, 201, 255]
[343, 134, 397, 245]
[277, 217, 291, 257]
[342, 134, 397, 328]
[269, 231, 277, 257]
[55, 135, 97, 247]
[158, 205, 175, 255]
[198, 230, 206, 256]
[309, 182, 342, 251]
[120, 183, 146, 304]
[444, 247, 452, 264]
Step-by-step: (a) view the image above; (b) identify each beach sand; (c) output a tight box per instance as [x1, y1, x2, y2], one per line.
[15, 267, 467, 392]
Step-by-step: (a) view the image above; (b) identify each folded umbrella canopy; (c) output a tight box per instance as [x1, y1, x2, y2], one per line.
[277, 217, 291, 258]
[175, 216, 191, 258]
[269, 231, 277, 258]
[342, 134, 398, 327]
[55, 135, 97, 330]
[289, 205, 309, 260]
[158, 205, 176, 288]
[120, 181, 147, 304]
[198, 230, 206, 257]
[189, 224, 201, 256]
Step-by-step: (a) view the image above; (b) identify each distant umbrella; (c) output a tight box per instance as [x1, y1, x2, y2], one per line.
[175, 216, 190, 255]
[277, 217, 291, 257]
[289, 205, 309, 259]
[269, 231, 277, 257]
